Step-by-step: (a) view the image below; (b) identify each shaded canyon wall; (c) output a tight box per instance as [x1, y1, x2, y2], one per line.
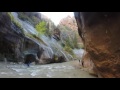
[74, 12, 120, 78]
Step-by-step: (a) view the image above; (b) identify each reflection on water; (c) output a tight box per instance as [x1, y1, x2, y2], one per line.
[0, 61, 96, 78]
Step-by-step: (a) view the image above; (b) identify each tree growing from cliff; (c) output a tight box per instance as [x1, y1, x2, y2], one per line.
[35, 21, 47, 35]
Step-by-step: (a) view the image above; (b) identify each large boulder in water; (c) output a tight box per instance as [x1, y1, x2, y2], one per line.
[74, 12, 120, 78]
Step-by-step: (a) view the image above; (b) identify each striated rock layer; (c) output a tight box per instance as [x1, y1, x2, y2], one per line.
[74, 12, 120, 78]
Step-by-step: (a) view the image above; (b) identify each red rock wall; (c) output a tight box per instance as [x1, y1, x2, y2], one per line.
[74, 12, 120, 78]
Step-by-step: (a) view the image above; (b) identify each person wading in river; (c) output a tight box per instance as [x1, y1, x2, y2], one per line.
[24, 54, 36, 67]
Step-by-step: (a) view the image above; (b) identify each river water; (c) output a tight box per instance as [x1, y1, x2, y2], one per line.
[0, 61, 96, 78]
[0, 12, 97, 78]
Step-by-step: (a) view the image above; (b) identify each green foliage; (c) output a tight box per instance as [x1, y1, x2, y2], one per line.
[63, 33, 79, 49]
[25, 33, 47, 46]
[61, 43, 65, 47]
[17, 12, 35, 25]
[18, 12, 29, 21]
[45, 22, 53, 37]
[59, 25, 82, 49]
[46, 29, 52, 37]
[17, 12, 41, 26]
[64, 45, 74, 56]
[7, 12, 25, 34]
[73, 33, 78, 48]
[35, 21, 47, 35]
[72, 33, 80, 49]
[32, 16, 40, 25]
[8, 12, 21, 28]
[65, 36, 74, 49]
[54, 55, 58, 61]
[8, 12, 14, 21]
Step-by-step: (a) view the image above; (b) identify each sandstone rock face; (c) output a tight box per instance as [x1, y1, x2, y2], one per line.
[81, 51, 97, 76]
[59, 16, 78, 31]
[58, 15, 83, 46]
[74, 12, 120, 78]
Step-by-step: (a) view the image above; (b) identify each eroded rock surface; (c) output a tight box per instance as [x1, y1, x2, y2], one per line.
[0, 12, 68, 65]
[74, 12, 120, 78]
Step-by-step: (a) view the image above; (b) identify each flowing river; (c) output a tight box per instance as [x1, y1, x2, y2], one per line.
[0, 12, 97, 78]
[0, 61, 96, 78]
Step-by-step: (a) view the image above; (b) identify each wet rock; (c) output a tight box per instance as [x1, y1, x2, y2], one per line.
[52, 55, 66, 63]
[0, 12, 68, 65]
[74, 12, 120, 78]
[0, 12, 24, 62]
[37, 48, 44, 59]
[81, 51, 97, 76]
[57, 56, 66, 63]
[38, 50, 53, 64]
[0, 12, 42, 63]
[53, 28, 61, 41]
[38, 54, 66, 64]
